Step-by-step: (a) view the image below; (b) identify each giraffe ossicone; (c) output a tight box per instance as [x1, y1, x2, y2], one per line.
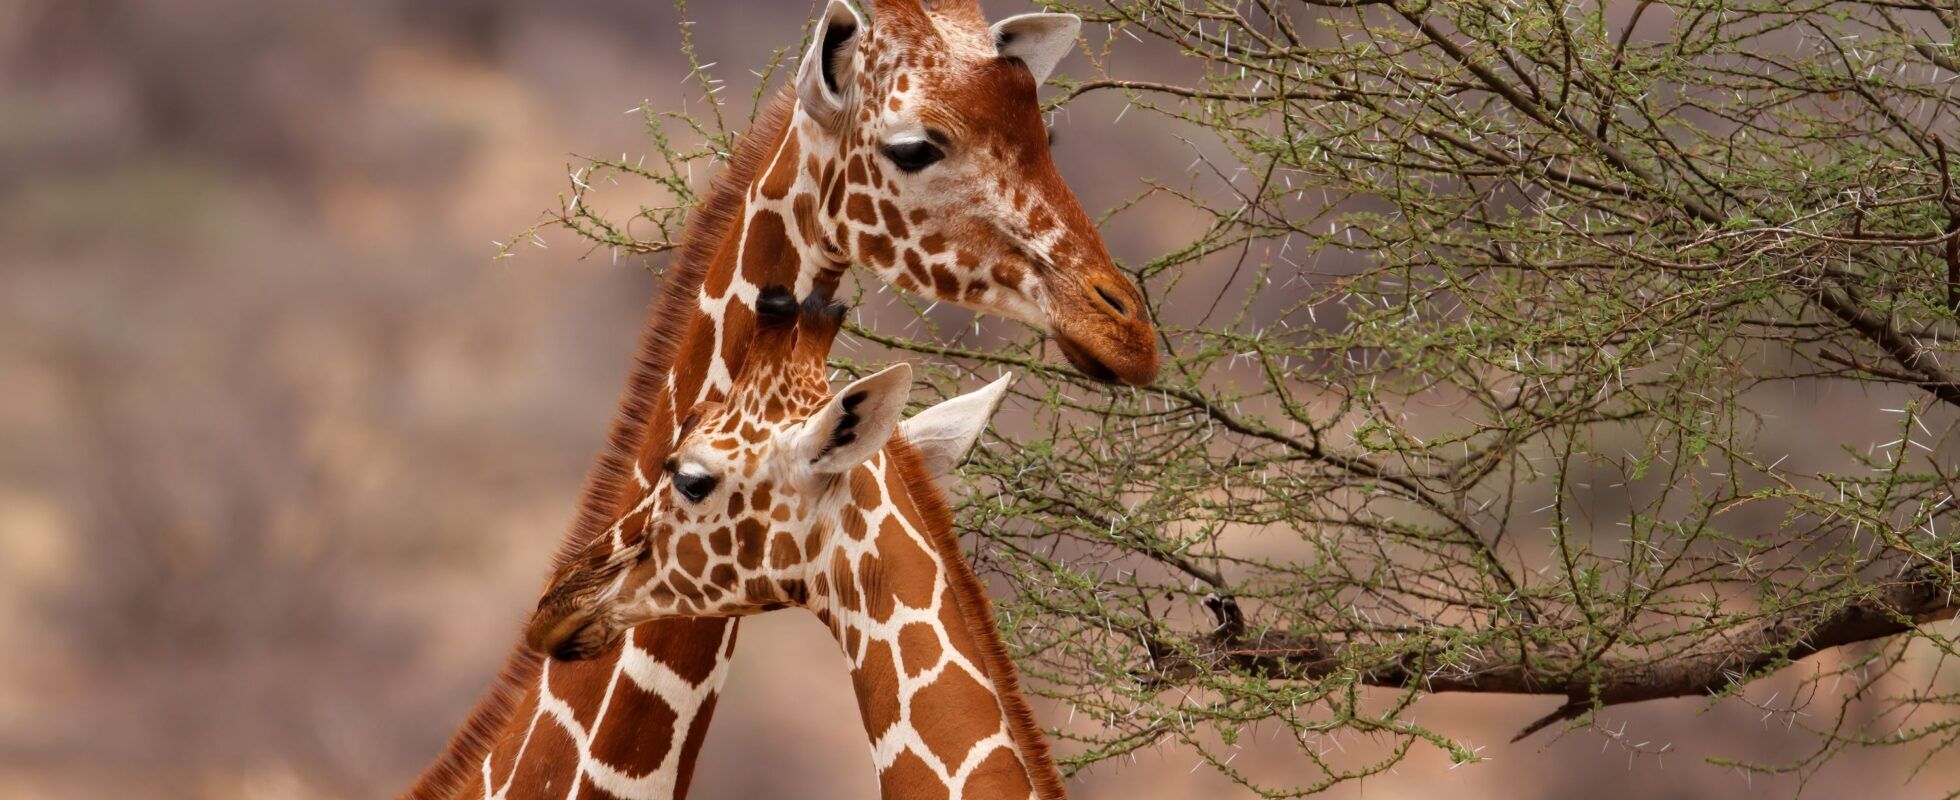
[530, 287, 1065, 799]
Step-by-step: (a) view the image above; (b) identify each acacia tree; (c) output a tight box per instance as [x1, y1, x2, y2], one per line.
[522, 0, 1960, 795]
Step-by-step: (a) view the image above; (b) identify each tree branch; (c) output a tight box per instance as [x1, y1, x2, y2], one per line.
[1147, 557, 1957, 741]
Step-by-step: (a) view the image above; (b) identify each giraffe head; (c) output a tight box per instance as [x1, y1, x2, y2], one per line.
[788, 0, 1158, 386]
[529, 286, 1009, 659]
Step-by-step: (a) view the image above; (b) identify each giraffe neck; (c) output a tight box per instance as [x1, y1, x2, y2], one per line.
[416, 91, 843, 800]
[820, 446, 1067, 800]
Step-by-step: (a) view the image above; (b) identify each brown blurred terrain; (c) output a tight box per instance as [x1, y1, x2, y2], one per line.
[0, 1, 1955, 798]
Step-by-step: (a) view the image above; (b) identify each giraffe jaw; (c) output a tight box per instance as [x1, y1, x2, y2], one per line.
[528, 549, 641, 661]
[527, 606, 618, 661]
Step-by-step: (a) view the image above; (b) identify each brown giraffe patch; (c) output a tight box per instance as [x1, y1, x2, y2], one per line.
[503, 704, 582, 794]
[740, 210, 790, 287]
[937, 587, 988, 669]
[897, 622, 942, 677]
[792, 193, 821, 245]
[758, 130, 800, 200]
[859, 550, 895, 623]
[846, 153, 867, 185]
[831, 550, 861, 609]
[676, 535, 708, 576]
[768, 532, 800, 569]
[876, 516, 938, 610]
[735, 519, 767, 569]
[669, 573, 702, 604]
[963, 747, 1038, 798]
[882, 750, 950, 800]
[846, 192, 879, 226]
[850, 467, 881, 507]
[912, 668, 1003, 771]
[654, 617, 730, 685]
[587, 671, 682, 776]
[854, 638, 903, 739]
[929, 263, 959, 295]
[546, 653, 614, 731]
[671, 317, 717, 408]
[841, 507, 867, 539]
[701, 237, 737, 299]
[857, 230, 896, 268]
[577, 775, 626, 800]
[1029, 204, 1058, 234]
[878, 198, 909, 239]
[483, 685, 540, 786]
[842, 621, 861, 658]
[991, 261, 1024, 287]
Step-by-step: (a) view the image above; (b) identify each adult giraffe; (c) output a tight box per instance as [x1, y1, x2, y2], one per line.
[404, 1, 1156, 798]
[530, 288, 1062, 799]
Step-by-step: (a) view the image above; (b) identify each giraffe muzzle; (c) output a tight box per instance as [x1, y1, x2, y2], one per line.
[1046, 269, 1159, 386]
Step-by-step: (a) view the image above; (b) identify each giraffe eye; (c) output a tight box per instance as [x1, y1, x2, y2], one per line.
[672, 466, 719, 503]
[881, 139, 943, 173]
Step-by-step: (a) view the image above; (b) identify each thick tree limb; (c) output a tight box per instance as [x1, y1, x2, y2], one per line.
[1146, 557, 1957, 741]
[1810, 279, 1960, 407]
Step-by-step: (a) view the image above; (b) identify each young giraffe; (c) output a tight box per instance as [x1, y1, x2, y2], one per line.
[530, 288, 1064, 800]
[406, 1, 1156, 798]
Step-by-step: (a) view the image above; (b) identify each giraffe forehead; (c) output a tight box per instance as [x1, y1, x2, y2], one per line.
[874, 10, 997, 61]
[928, 60, 1046, 146]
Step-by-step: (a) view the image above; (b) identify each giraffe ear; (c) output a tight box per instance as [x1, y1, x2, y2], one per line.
[992, 13, 1081, 85]
[798, 363, 913, 474]
[900, 374, 1012, 478]
[797, 0, 864, 130]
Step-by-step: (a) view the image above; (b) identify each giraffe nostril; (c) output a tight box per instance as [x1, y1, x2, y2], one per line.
[1094, 284, 1128, 318]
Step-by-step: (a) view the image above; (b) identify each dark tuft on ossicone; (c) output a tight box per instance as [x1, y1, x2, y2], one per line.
[794, 286, 850, 347]
[756, 285, 799, 326]
[801, 293, 849, 324]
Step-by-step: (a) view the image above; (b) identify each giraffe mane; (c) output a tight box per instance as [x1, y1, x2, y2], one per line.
[883, 437, 1070, 800]
[403, 89, 798, 800]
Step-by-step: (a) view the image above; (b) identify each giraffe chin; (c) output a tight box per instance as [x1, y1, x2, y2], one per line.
[1054, 333, 1156, 387]
[527, 608, 617, 662]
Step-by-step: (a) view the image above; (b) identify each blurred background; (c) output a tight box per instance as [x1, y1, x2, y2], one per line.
[1, 1, 1954, 798]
